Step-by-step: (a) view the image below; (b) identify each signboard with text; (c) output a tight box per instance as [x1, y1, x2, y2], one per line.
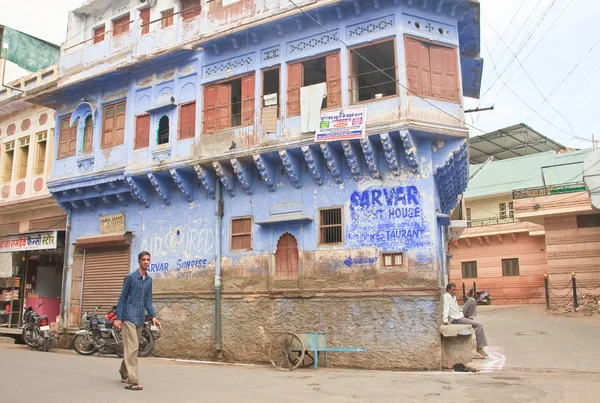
[0, 231, 58, 253]
[315, 107, 367, 142]
[100, 213, 125, 234]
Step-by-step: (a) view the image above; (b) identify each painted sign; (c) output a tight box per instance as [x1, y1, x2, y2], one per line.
[0, 231, 58, 252]
[100, 213, 125, 234]
[346, 186, 431, 250]
[315, 107, 367, 142]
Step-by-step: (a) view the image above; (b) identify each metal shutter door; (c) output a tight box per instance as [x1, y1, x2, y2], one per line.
[81, 247, 130, 314]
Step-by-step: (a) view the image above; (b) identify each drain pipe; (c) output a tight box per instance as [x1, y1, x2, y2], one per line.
[59, 206, 72, 332]
[214, 180, 223, 351]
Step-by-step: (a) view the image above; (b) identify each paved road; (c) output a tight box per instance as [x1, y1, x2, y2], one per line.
[1, 306, 599, 402]
[472, 305, 600, 372]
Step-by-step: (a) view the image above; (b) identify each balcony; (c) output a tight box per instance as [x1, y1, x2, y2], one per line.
[512, 182, 587, 200]
[467, 217, 518, 228]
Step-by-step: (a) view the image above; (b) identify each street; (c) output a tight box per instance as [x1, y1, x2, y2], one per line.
[1, 306, 599, 403]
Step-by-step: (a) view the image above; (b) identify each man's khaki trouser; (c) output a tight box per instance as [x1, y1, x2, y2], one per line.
[119, 321, 142, 384]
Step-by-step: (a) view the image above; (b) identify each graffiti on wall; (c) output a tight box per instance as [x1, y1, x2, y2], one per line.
[346, 185, 431, 250]
[140, 228, 214, 276]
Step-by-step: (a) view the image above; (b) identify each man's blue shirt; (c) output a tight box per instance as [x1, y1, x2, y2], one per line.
[116, 270, 156, 326]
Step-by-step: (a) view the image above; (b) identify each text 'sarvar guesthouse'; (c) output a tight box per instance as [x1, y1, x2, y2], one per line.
[42, 0, 482, 369]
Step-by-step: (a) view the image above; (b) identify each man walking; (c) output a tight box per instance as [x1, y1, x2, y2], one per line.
[442, 283, 488, 357]
[114, 251, 161, 391]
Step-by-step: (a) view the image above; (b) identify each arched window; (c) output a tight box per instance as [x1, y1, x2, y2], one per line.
[83, 115, 93, 154]
[275, 233, 299, 279]
[157, 115, 170, 145]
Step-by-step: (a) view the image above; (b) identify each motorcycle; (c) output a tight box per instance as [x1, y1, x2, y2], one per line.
[468, 288, 491, 305]
[72, 306, 124, 357]
[72, 306, 157, 357]
[22, 303, 54, 352]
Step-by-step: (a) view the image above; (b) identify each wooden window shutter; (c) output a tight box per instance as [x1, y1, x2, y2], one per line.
[68, 123, 78, 156]
[203, 85, 217, 132]
[102, 105, 115, 148]
[83, 116, 93, 154]
[326, 52, 341, 108]
[418, 41, 432, 97]
[182, 0, 201, 20]
[135, 114, 150, 149]
[94, 26, 105, 44]
[404, 37, 422, 95]
[429, 46, 444, 100]
[287, 62, 303, 117]
[179, 102, 196, 139]
[442, 47, 459, 102]
[241, 75, 255, 126]
[58, 118, 69, 159]
[140, 8, 150, 35]
[115, 102, 126, 146]
[216, 83, 232, 130]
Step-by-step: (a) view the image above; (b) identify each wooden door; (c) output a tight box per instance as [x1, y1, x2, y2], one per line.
[275, 233, 299, 279]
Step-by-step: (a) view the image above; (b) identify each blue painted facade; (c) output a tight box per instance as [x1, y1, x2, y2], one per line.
[41, 0, 481, 368]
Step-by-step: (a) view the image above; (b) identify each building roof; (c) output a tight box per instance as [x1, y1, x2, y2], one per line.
[469, 123, 566, 164]
[464, 149, 593, 199]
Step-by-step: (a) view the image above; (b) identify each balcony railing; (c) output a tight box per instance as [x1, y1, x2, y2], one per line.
[512, 182, 587, 200]
[467, 217, 518, 228]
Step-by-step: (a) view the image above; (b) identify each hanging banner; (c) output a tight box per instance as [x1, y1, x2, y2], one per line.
[315, 106, 367, 142]
[0, 231, 58, 253]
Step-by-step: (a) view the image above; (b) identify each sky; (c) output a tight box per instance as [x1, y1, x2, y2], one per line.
[1, 0, 597, 150]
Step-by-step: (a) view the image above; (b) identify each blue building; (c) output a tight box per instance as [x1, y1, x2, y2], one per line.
[40, 0, 481, 369]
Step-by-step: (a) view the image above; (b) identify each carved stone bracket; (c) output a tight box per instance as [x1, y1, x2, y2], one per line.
[301, 145, 324, 186]
[82, 199, 95, 210]
[116, 193, 128, 207]
[319, 143, 343, 184]
[147, 173, 171, 205]
[230, 158, 253, 196]
[213, 161, 236, 197]
[77, 155, 95, 172]
[252, 154, 276, 192]
[194, 165, 216, 198]
[170, 169, 194, 203]
[152, 147, 172, 163]
[379, 132, 400, 175]
[360, 137, 380, 179]
[70, 200, 82, 211]
[341, 141, 362, 181]
[125, 177, 149, 208]
[101, 196, 113, 207]
[279, 150, 302, 189]
[399, 129, 419, 173]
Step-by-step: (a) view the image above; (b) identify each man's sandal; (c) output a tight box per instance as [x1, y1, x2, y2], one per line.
[125, 384, 143, 391]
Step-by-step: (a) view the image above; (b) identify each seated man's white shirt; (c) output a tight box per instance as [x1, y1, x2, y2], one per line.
[442, 293, 464, 323]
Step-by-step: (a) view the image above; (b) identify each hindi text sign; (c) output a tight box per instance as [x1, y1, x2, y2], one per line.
[0, 231, 58, 252]
[315, 107, 367, 142]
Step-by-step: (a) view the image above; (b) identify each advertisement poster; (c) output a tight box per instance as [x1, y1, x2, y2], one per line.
[315, 107, 367, 142]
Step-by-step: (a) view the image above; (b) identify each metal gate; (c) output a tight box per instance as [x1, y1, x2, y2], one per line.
[81, 247, 130, 314]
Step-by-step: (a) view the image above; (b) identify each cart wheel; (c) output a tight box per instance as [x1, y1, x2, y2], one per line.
[269, 332, 305, 371]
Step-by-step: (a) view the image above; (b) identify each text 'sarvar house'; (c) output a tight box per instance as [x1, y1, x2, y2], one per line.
[38, 0, 482, 370]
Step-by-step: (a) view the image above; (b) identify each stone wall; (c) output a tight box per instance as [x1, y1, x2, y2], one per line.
[153, 293, 442, 370]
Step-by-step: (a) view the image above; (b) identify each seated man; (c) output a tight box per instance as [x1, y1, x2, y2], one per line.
[442, 282, 488, 357]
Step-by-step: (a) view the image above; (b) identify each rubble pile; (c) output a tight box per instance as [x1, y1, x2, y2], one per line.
[550, 294, 599, 316]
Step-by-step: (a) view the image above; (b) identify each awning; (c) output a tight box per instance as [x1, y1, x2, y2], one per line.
[75, 232, 132, 248]
[255, 214, 313, 225]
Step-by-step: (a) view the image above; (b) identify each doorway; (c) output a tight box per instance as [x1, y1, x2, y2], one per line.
[275, 233, 299, 279]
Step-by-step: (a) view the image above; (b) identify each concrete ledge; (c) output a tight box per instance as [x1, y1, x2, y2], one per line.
[440, 325, 476, 369]
[439, 324, 473, 337]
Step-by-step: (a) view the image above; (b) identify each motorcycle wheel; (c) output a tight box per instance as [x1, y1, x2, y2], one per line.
[138, 327, 155, 357]
[72, 334, 97, 356]
[22, 326, 36, 347]
[484, 296, 491, 305]
[41, 339, 50, 352]
[115, 345, 124, 358]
